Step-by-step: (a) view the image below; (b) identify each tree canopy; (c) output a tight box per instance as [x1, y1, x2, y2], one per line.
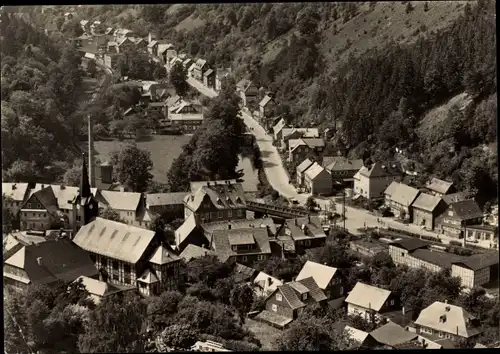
[110, 144, 154, 192]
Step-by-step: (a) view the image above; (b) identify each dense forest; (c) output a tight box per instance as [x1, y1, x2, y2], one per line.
[1, 13, 85, 183]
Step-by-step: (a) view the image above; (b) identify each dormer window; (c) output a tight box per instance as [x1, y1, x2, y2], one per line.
[232, 245, 237, 252]
[448, 211, 454, 217]
[217, 197, 224, 205]
[302, 293, 308, 301]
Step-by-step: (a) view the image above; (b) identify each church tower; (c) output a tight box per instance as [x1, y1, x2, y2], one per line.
[72, 153, 99, 233]
[88, 113, 96, 188]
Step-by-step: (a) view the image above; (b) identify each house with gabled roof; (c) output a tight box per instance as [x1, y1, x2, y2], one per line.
[323, 155, 364, 188]
[296, 261, 345, 300]
[75, 275, 136, 304]
[253, 272, 283, 297]
[303, 162, 332, 196]
[179, 244, 215, 262]
[272, 118, 286, 142]
[296, 158, 315, 186]
[411, 192, 447, 230]
[193, 58, 208, 81]
[209, 227, 271, 265]
[412, 301, 482, 342]
[275, 216, 326, 254]
[19, 185, 65, 231]
[259, 94, 276, 129]
[281, 127, 320, 149]
[203, 68, 216, 89]
[73, 217, 181, 296]
[2, 182, 31, 218]
[257, 277, 327, 328]
[353, 162, 404, 200]
[345, 282, 399, 323]
[215, 68, 231, 92]
[288, 138, 325, 162]
[174, 213, 207, 252]
[236, 79, 259, 108]
[146, 192, 188, 219]
[383, 182, 420, 220]
[183, 180, 247, 223]
[435, 199, 484, 239]
[3, 239, 99, 292]
[98, 190, 148, 228]
[147, 40, 159, 56]
[425, 177, 456, 197]
[451, 252, 499, 289]
[343, 325, 376, 349]
[369, 321, 418, 349]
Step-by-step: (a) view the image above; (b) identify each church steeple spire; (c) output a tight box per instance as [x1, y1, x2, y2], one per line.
[80, 153, 92, 199]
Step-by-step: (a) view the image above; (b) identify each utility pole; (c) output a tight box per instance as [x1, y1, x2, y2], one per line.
[342, 188, 346, 232]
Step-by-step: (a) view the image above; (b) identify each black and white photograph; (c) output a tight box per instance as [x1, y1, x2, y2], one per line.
[2, 2, 498, 352]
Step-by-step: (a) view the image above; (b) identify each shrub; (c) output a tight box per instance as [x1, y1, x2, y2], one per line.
[449, 240, 462, 246]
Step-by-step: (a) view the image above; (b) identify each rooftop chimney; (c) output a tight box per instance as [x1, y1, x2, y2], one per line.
[12, 184, 17, 190]
[268, 277, 272, 286]
[37, 257, 43, 266]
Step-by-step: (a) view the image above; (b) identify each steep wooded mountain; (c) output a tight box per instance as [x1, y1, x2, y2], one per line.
[24, 1, 498, 203]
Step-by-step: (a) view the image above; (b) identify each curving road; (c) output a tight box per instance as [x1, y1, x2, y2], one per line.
[185, 77, 463, 243]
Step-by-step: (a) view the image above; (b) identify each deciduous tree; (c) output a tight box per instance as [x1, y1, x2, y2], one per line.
[169, 62, 188, 97]
[110, 144, 153, 192]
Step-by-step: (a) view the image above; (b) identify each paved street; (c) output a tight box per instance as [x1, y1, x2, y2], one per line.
[185, 78, 473, 245]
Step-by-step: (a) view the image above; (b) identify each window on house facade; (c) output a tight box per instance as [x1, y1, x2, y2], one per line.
[401, 252, 405, 257]
[232, 245, 237, 252]
[305, 239, 311, 246]
[390, 300, 394, 306]
[242, 255, 247, 262]
[238, 209, 243, 217]
[302, 293, 308, 300]
[218, 211, 223, 219]
[340, 286, 344, 294]
[276, 294, 282, 302]
[272, 304, 277, 312]
[258, 255, 265, 261]
[27, 203, 31, 208]
[227, 210, 232, 218]
[101, 258, 107, 267]
[112, 260, 119, 271]
[77, 215, 81, 222]
[37, 203, 41, 208]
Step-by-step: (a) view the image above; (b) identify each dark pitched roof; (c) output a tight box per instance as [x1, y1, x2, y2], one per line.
[25, 186, 60, 217]
[450, 200, 483, 220]
[278, 283, 306, 310]
[359, 162, 403, 178]
[369, 322, 418, 347]
[411, 249, 465, 269]
[426, 178, 454, 195]
[233, 263, 257, 281]
[452, 252, 499, 271]
[442, 192, 471, 205]
[210, 228, 271, 262]
[324, 156, 364, 172]
[4, 239, 98, 286]
[389, 238, 429, 252]
[298, 276, 327, 302]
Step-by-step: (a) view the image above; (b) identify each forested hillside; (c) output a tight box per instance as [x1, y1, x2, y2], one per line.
[1, 13, 85, 182]
[15, 1, 497, 203]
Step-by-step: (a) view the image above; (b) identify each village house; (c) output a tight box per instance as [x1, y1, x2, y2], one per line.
[193, 58, 208, 81]
[272, 118, 286, 142]
[3, 231, 46, 261]
[253, 272, 283, 297]
[323, 155, 364, 189]
[350, 239, 387, 258]
[259, 93, 276, 129]
[181, 57, 192, 70]
[3, 238, 99, 292]
[116, 37, 135, 53]
[174, 214, 207, 252]
[2, 182, 31, 218]
[353, 162, 404, 200]
[296, 158, 315, 186]
[411, 192, 448, 230]
[425, 177, 456, 197]
[209, 227, 271, 265]
[303, 162, 332, 196]
[451, 252, 499, 289]
[19, 185, 65, 231]
[183, 180, 247, 222]
[134, 38, 148, 51]
[203, 68, 216, 89]
[73, 217, 182, 296]
[169, 113, 204, 132]
[257, 277, 327, 328]
[80, 19, 90, 33]
[179, 244, 215, 262]
[412, 301, 482, 342]
[236, 79, 259, 108]
[158, 43, 175, 64]
[75, 275, 136, 304]
[288, 138, 325, 162]
[343, 326, 377, 349]
[435, 199, 484, 239]
[275, 216, 326, 254]
[345, 282, 399, 323]
[215, 68, 231, 91]
[147, 101, 168, 117]
[147, 40, 159, 56]
[465, 224, 498, 248]
[442, 191, 473, 206]
[98, 190, 148, 228]
[202, 218, 276, 241]
[280, 127, 320, 150]
[296, 261, 345, 300]
[187, 62, 197, 78]
[369, 322, 419, 349]
[383, 182, 420, 220]
[388, 239, 465, 273]
[114, 28, 134, 40]
[90, 20, 104, 35]
[166, 56, 184, 73]
[146, 192, 188, 220]
[191, 340, 231, 352]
